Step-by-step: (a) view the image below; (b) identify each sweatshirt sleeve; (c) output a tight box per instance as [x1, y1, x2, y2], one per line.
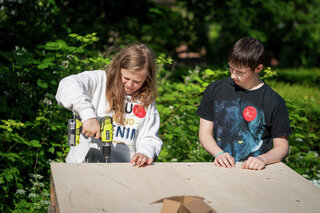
[55, 70, 104, 121]
[135, 102, 163, 160]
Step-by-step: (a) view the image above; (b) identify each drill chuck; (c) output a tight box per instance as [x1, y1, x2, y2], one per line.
[102, 144, 111, 159]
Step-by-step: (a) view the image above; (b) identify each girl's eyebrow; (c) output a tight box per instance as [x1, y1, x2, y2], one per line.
[121, 72, 129, 78]
[121, 73, 143, 82]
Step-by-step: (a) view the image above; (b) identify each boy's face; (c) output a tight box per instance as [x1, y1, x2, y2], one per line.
[228, 64, 260, 88]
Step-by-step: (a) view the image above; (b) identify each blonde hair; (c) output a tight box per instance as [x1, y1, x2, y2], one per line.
[105, 43, 157, 124]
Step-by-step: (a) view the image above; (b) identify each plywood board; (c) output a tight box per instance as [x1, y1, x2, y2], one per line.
[51, 162, 320, 213]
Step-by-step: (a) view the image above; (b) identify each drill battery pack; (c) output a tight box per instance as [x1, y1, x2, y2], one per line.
[67, 117, 82, 146]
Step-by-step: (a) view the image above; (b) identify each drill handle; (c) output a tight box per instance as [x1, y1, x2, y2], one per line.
[100, 116, 113, 143]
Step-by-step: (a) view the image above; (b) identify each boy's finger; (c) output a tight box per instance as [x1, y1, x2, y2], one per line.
[216, 158, 224, 167]
[227, 156, 235, 167]
[242, 160, 248, 169]
[254, 161, 262, 170]
[258, 163, 265, 170]
[220, 158, 230, 168]
[222, 158, 231, 168]
[241, 162, 245, 169]
[222, 155, 234, 168]
[249, 160, 257, 170]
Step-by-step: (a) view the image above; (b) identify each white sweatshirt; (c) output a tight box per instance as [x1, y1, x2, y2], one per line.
[55, 70, 162, 163]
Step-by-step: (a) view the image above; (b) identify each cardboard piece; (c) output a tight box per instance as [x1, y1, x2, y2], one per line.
[152, 196, 217, 213]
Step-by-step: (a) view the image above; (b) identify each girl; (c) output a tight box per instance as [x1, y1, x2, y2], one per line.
[56, 44, 162, 167]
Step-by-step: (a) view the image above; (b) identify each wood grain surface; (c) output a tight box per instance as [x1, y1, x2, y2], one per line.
[50, 162, 320, 213]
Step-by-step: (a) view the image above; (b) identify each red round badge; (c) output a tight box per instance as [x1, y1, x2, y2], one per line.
[243, 106, 257, 122]
[133, 105, 146, 118]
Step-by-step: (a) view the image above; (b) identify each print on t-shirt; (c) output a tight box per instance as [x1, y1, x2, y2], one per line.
[214, 98, 265, 161]
[112, 100, 147, 145]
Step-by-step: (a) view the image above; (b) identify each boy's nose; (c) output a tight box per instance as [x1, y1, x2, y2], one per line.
[230, 72, 237, 79]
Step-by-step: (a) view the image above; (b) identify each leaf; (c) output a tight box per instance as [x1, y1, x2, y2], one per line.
[37, 57, 55, 69]
[29, 140, 41, 148]
[2, 167, 19, 182]
[44, 40, 67, 50]
[205, 69, 215, 76]
[0, 152, 20, 162]
[149, 8, 163, 15]
[68, 33, 78, 38]
[51, 126, 57, 131]
[37, 79, 48, 88]
[49, 147, 55, 153]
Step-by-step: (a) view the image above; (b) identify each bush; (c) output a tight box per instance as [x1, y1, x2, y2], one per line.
[156, 66, 229, 162]
[0, 33, 110, 212]
[1, 33, 319, 212]
[275, 68, 320, 87]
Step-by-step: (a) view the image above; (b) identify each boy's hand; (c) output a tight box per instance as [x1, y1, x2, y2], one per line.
[131, 153, 153, 167]
[214, 152, 235, 168]
[241, 156, 265, 170]
[81, 118, 101, 139]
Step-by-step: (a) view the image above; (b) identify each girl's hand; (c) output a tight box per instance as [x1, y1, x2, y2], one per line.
[241, 156, 266, 170]
[131, 153, 153, 167]
[214, 152, 235, 168]
[81, 118, 101, 139]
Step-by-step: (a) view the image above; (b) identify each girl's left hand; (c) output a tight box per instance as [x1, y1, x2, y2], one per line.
[131, 153, 153, 167]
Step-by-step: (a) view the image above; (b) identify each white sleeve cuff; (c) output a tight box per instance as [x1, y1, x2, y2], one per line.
[79, 108, 97, 122]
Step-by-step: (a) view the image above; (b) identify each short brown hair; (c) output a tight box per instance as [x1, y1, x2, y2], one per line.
[228, 37, 265, 71]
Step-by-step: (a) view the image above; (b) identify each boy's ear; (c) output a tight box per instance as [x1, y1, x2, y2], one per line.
[255, 64, 263, 73]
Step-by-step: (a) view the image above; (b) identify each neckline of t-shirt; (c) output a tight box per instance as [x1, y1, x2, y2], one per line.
[230, 78, 267, 92]
[248, 81, 265, 91]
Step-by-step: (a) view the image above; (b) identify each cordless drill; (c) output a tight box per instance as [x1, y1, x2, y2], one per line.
[99, 116, 113, 159]
[67, 114, 113, 159]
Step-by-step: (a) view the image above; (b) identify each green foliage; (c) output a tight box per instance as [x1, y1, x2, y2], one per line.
[285, 96, 320, 180]
[0, 33, 110, 212]
[2, 0, 320, 68]
[13, 174, 50, 212]
[0, 0, 188, 57]
[260, 67, 278, 80]
[180, 0, 320, 67]
[157, 66, 228, 162]
[274, 68, 320, 87]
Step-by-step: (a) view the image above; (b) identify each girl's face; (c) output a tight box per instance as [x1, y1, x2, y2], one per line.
[121, 68, 147, 95]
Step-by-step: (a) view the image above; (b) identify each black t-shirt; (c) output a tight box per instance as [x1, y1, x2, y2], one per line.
[197, 77, 291, 161]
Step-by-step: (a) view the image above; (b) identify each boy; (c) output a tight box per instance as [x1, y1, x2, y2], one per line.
[196, 37, 291, 170]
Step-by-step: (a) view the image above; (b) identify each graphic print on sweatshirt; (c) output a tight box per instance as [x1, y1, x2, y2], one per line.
[112, 100, 146, 145]
[214, 98, 265, 161]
